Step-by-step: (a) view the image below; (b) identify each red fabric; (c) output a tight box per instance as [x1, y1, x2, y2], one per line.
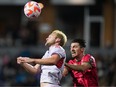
[56, 58, 64, 68]
[68, 54, 98, 87]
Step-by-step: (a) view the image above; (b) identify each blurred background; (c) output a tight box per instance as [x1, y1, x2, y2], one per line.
[0, 0, 116, 86]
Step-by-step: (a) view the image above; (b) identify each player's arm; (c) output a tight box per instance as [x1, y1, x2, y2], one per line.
[21, 63, 41, 74]
[65, 62, 92, 72]
[19, 54, 61, 65]
[34, 54, 61, 65]
[17, 57, 41, 74]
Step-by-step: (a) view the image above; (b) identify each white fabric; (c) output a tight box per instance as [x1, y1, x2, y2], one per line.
[40, 45, 66, 85]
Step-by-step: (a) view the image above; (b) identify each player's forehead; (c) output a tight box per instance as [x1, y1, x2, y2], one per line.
[49, 33, 57, 37]
[71, 42, 80, 47]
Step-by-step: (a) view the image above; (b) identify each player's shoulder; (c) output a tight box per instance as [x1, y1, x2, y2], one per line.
[82, 54, 92, 60]
[83, 54, 95, 61]
[84, 54, 91, 57]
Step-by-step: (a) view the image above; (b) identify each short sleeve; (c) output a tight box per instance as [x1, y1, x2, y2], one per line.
[82, 54, 96, 67]
[50, 46, 65, 59]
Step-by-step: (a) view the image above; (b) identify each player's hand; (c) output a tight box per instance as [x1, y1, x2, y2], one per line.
[17, 57, 24, 64]
[64, 62, 68, 66]
[18, 57, 34, 63]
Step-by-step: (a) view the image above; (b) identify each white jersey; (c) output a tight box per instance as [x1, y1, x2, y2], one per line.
[40, 45, 66, 85]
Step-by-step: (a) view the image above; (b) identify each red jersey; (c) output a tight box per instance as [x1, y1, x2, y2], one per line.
[68, 54, 98, 87]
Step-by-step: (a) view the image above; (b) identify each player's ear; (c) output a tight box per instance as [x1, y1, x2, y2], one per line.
[56, 38, 61, 42]
[81, 47, 84, 52]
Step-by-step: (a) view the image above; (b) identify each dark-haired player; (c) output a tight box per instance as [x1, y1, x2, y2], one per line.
[63, 39, 98, 87]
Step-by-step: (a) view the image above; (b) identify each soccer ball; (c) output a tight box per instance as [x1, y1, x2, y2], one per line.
[24, 1, 41, 19]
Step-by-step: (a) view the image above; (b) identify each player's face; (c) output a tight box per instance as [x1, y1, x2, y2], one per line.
[45, 33, 57, 46]
[70, 43, 83, 58]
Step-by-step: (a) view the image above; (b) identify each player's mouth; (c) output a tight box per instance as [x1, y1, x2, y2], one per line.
[71, 51, 76, 54]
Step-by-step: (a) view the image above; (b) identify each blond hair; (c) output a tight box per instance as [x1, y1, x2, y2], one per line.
[52, 30, 67, 46]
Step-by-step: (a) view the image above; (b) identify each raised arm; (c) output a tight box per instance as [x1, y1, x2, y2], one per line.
[18, 54, 61, 65]
[17, 57, 41, 74]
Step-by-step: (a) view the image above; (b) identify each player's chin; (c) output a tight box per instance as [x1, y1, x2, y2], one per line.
[71, 54, 76, 58]
[45, 42, 50, 46]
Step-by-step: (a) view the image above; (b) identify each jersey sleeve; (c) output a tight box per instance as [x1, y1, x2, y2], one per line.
[50, 46, 65, 59]
[82, 54, 96, 67]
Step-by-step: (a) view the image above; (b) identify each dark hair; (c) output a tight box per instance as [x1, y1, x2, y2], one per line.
[71, 38, 86, 48]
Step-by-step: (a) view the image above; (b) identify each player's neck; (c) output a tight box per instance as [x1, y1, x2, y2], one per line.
[49, 43, 60, 47]
[76, 54, 85, 61]
[54, 43, 60, 46]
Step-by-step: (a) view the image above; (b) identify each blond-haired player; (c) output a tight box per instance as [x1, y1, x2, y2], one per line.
[17, 30, 67, 87]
